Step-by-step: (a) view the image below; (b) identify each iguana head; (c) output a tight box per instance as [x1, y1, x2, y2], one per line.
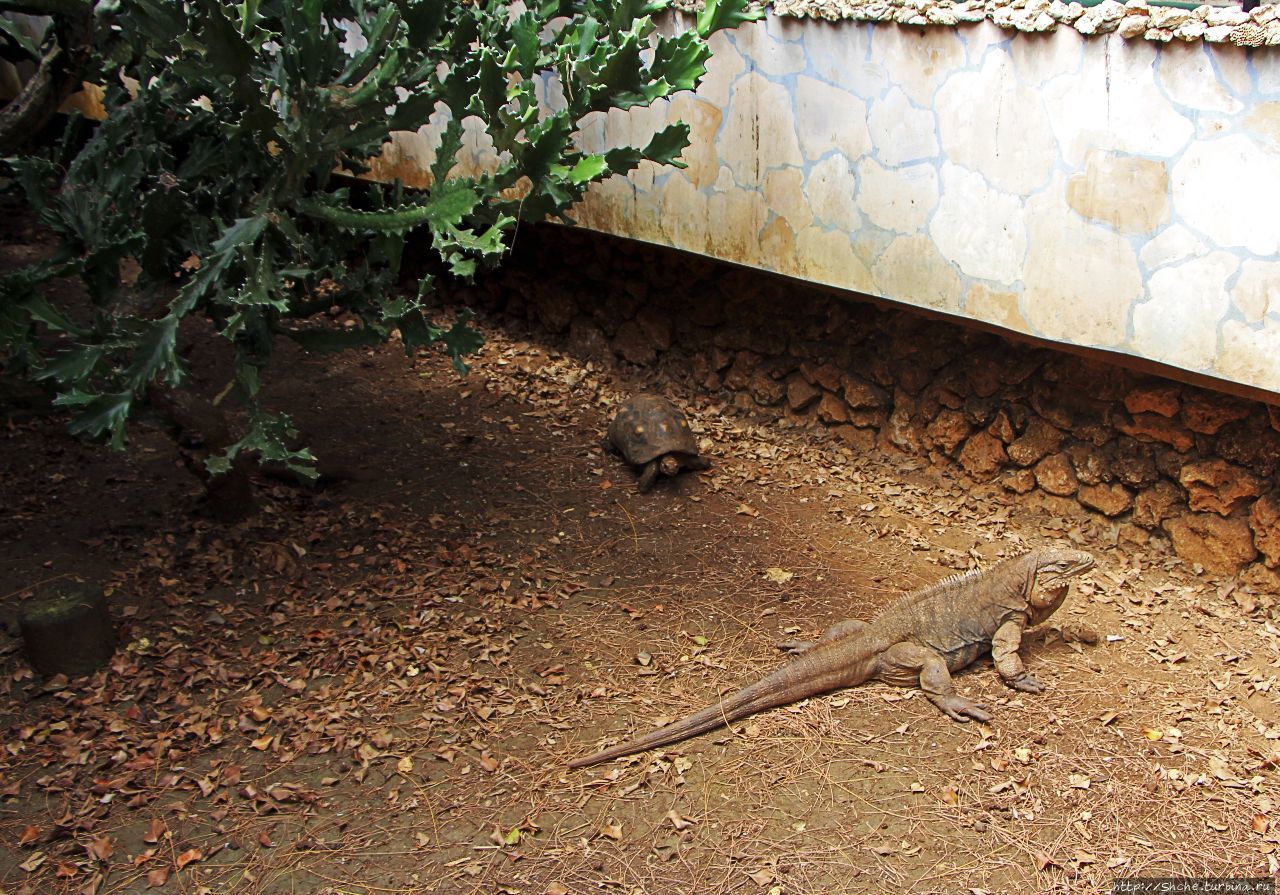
[1027, 549, 1095, 624]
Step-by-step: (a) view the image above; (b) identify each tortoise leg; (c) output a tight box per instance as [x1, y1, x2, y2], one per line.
[602, 435, 618, 456]
[685, 455, 712, 471]
[637, 460, 659, 493]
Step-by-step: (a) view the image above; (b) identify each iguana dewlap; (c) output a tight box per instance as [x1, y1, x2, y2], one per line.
[569, 548, 1094, 769]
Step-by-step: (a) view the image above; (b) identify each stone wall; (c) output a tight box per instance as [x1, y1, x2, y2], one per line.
[771, 0, 1280, 46]
[472, 224, 1280, 581]
[385, 12, 1280, 397]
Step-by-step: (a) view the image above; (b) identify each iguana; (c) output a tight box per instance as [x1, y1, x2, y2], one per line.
[568, 548, 1094, 769]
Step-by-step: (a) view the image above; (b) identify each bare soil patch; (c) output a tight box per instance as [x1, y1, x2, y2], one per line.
[1, 273, 1278, 894]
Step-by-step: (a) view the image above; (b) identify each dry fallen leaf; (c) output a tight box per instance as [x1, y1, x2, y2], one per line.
[763, 567, 793, 584]
[598, 821, 623, 841]
[666, 810, 696, 831]
[735, 503, 759, 517]
[18, 825, 40, 847]
[86, 835, 114, 862]
[146, 867, 170, 888]
[142, 818, 166, 845]
[1068, 774, 1091, 790]
[175, 848, 203, 870]
[78, 870, 105, 895]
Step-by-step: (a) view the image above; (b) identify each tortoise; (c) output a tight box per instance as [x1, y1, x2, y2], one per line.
[605, 394, 711, 493]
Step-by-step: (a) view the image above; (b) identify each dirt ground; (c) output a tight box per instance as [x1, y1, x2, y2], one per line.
[2, 269, 1279, 894]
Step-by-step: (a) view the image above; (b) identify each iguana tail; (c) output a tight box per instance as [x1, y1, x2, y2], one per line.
[568, 645, 875, 769]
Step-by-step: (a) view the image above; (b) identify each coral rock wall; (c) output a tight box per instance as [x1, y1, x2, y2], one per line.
[477, 225, 1280, 580]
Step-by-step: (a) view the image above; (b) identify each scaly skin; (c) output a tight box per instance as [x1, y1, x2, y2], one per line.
[568, 548, 1095, 769]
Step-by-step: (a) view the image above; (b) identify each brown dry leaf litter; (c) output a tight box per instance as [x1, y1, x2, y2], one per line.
[0, 305, 1278, 894]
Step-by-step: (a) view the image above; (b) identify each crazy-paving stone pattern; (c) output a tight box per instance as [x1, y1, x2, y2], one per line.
[469, 224, 1280, 582]
[383, 12, 1280, 396]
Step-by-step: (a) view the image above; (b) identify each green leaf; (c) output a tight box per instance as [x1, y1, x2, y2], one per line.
[59, 390, 132, 449]
[198, 0, 256, 82]
[508, 12, 541, 77]
[518, 117, 573, 187]
[0, 16, 44, 61]
[440, 310, 483, 373]
[560, 154, 608, 185]
[123, 0, 188, 49]
[638, 122, 692, 168]
[696, 0, 763, 38]
[395, 0, 447, 45]
[172, 214, 269, 315]
[650, 31, 708, 94]
[23, 294, 91, 337]
[337, 4, 402, 87]
[205, 454, 232, 476]
[124, 316, 181, 390]
[34, 344, 108, 386]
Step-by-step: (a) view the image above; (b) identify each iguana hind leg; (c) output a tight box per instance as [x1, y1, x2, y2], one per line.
[777, 619, 866, 655]
[991, 620, 1044, 693]
[878, 642, 991, 724]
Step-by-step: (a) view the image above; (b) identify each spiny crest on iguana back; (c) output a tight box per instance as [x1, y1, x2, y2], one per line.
[867, 559, 1027, 625]
[867, 549, 1090, 625]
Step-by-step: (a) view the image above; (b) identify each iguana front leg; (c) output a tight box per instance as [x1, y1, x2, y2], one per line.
[878, 642, 992, 723]
[777, 619, 866, 655]
[991, 619, 1043, 693]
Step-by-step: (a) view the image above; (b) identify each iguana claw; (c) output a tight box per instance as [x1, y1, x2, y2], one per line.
[1008, 674, 1044, 694]
[938, 697, 991, 724]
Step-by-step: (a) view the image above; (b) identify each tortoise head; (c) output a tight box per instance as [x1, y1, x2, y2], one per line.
[658, 454, 682, 476]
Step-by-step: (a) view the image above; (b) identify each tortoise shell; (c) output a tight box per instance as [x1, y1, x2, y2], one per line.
[607, 394, 700, 466]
